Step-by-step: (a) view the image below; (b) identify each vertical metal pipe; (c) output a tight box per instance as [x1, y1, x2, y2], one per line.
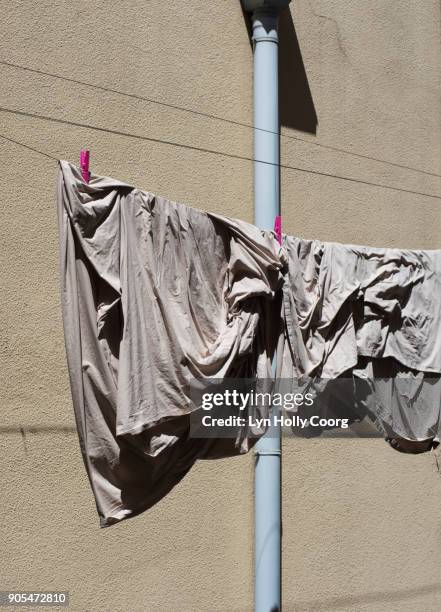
[252, 10, 281, 603]
[242, 2, 290, 610]
[252, 8, 280, 231]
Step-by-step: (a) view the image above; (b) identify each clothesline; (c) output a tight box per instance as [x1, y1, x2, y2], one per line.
[0, 133, 58, 161]
[1, 58, 440, 180]
[0, 122, 440, 200]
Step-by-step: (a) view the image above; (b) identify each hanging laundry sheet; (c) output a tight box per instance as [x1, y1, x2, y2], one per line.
[280, 236, 441, 450]
[57, 161, 284, 526]
[57, 161, 441, 526]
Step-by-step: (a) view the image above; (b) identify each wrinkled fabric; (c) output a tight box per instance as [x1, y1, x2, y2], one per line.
[58, 161, 441, 526]
[58, 161, 285, 526]
[281, 236, 441, 447]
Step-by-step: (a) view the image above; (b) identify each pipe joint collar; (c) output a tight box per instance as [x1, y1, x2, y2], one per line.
[251, 10, 279, 44]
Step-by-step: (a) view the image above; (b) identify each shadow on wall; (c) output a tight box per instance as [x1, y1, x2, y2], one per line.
[241, 7, 317, 134]
[279, 8, 317, 133]
[288, 582, 441, 612]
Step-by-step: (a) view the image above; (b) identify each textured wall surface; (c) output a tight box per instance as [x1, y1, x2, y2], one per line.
[1, 1, 441, 610]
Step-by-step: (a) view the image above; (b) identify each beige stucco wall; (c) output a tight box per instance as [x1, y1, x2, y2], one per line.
[1, 1, 441, 610]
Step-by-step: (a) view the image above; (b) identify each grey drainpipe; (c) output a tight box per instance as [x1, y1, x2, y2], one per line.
[240, 1, 291, 611]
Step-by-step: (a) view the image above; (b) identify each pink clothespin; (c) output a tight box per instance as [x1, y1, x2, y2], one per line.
[80, 149, 90, 183]
[274, 215, 282, 245]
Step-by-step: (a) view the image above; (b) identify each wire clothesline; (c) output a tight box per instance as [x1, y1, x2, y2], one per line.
[0, 133, 58, 161]
[1, 107, 441, 200]
[1, 58, 440, 180]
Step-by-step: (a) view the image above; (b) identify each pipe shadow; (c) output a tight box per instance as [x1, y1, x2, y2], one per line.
[278, 8, 317, 133]
[241, 6, 317, 134]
